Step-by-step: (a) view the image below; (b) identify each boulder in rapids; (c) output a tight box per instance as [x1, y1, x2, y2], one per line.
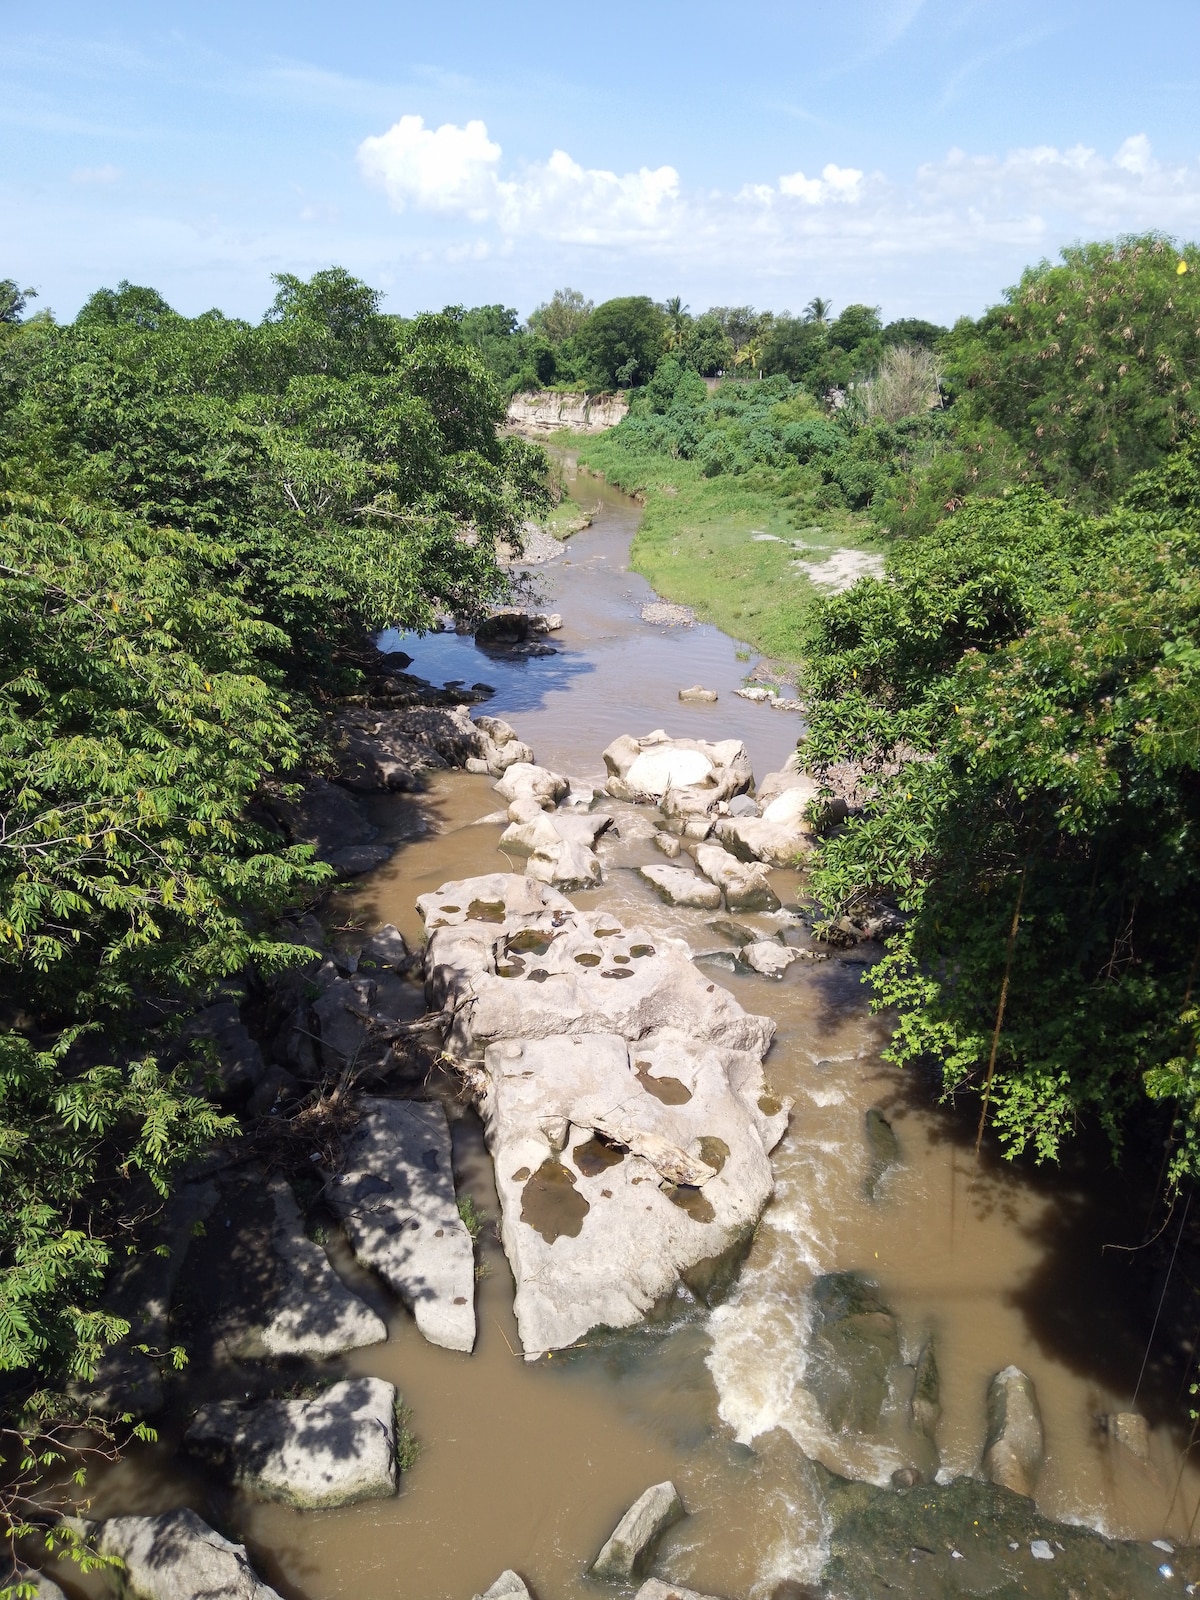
[471, 714, 536, 776]
[983, 1366, 1045, 1498]
[525, 835, 602, 891]
[591, 1481, 686, 1582]
[638, 862, 723, 910]
[694, 843, 781, 912]
[184, 1377, 398, 1508]
[473, 1575, 534, 1600]
[481, 1029, 788, 1355]
[418, 875, 775, 1059]
[742, 941, 797, 978]
[326, 1098, 476, 1352]
[98, 1508, 283, 1600]
[805, 1272, 902, 1434]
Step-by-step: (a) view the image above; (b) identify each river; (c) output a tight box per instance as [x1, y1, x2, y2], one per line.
[83, 463, 1200, 1598]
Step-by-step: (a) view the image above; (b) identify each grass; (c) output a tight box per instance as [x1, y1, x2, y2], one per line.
[394, 1397, 420, 1474]
[571, 440, 883, 663]
[457, 1194, 484, 1241]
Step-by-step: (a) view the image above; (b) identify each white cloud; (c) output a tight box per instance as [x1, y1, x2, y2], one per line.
[778, 163, 864, 204]
[358, 114, 501, 217]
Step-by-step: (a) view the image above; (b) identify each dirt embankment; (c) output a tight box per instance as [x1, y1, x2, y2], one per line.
[506, 390, 628, 435]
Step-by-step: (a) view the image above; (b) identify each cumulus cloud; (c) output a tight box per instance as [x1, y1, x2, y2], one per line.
[357, 121, 1200, 285]
[358, 114, 681, 243]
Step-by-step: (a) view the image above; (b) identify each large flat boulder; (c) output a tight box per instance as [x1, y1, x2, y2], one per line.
[419, 877, 775, 1059]
[99, 1509, 283, 1600]
[482, 1029, 788, 1355]
[591, 1481, 686, 1582]
[494, 763, 570, 808]
[185, 1376, 397, 1508]
[326, 1098, 476, 1352]
[237, 1177, 387, 1359]
[713, 815, 815, 868]
[639, 863, 723, 909]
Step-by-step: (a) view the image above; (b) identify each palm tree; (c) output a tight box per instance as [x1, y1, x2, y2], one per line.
[804, 296, 832, 327]
[733, 334, 765, 379]
[663, 295, 690, 352]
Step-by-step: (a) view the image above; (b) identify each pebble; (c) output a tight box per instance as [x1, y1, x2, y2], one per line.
[1030, 1540, 1054, 1561]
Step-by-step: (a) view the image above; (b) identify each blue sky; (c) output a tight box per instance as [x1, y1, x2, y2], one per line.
[5, 0, 1200, 325]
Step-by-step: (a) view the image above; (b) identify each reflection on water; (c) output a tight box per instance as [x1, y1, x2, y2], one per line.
[79, 467, 1200, 1600]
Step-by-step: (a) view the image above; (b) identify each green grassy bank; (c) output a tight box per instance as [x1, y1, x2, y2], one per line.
[571, 437, 881, 662]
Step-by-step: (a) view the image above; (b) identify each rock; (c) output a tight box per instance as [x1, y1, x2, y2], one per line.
[474, 714, 536, 776]
[678, 685, 718, 703]
[636, 1584, 725, 1600]
[591, 1481, 686, 1582]
[268, 777, 387, 874]
[1105, 1410, 1151, 1461]
[238, 1178, 387, 1358]
[482, 1030, 787, 1355]
[419, 876, 775, 1060]
[525, 836, 602, 891]
[184, 1376, 398, 1508]
[736, 686, 772, 702]
[494, 763, 570, 808]
[331, 703, 481, 789]
[805, 1273, 901, 1434]
[639, 863, 723, 910]
[694, 843, 780, 912]
[983, 1366, 1045, 1498]
[713, 816, 814, 868]
[864, 1106, 901, 1199]
[358, 923, 413, 973]
[326, 1098, 476, 1352]
[181, 999, 266, 1100]
[474, 1574, 534, 1600]
[603, 731, 752, 816]
[98, 1508, 283, 1600]
[87, 1179, 219, 1415]
[742, 941, 796, 978]
[726, 793, 759, 818]
[311, 974, 376, 1072]
[500, 812, 612, 856]
[653, 831, 682, 859]
[911, 1338, 941, 1443]
[11, 1571, 67, 1600]
[707, 918, 761, 948]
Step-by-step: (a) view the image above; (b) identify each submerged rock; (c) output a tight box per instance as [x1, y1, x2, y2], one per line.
[184, 1376, 398, 1508]
[819, 1470, 1181, 1600]
[591, 1481, 686, 1582]
[639, 862, 723, 909]
[864, 1106, 901, 1199]
[1105, 1409, 1152, 1461]
[98, 1508, 283, 1600]
[805, 1272, 901, 1434]
[326, 1098, 476, 1352]
[983, 1366, 1044, 1498]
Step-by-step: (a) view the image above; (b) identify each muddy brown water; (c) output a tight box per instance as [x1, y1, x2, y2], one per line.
[82, 468, 1200, 1598]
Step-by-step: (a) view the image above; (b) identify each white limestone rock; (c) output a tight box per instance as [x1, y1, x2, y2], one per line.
[238, 1178, 387, 1359]
[741, 941, 797, 979]
[99, 1509, 283, 1600]
[525, 836, 603, 891]
[713, 815, 815, 868]
[636, 1583, 725, 1600]
[638, 863, 722, 910]
[419, 877, 774, 1059]
[474, 1575, 533, 1600]
[591, 1481, 686, 1582]
[482, 1030, 788, 1356]
[602, 730, 752, 817]
[326, 1098, 476, 1353]
[494, 763, 570, 809]
[184, 1378, 397, 1508]
[694, 844, 781, 912]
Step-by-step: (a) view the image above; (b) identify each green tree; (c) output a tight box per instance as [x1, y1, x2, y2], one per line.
[575, 295, 667, 388]
[527, 286, 594, 346]
[804, 296, 832, 326]
[945, 233, 1200, 505]
[0, 282, 36, 325]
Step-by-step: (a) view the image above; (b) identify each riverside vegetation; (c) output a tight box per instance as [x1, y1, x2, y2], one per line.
[4, 232, 1200, 1583]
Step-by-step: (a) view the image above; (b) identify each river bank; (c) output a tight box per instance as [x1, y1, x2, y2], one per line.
[46, 472, 1200, 1600]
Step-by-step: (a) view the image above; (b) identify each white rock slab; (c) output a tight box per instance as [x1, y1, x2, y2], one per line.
[626, 746, 714, 796]
[420, 881, 774, 1059]
[482, 1030, 788, 1356]
[493, 762, 569, 807]
[327, 1098, 476, 1352]
[742, 941, 797, 979]
[99, 1509, 283, 1600]
[714, 815, 814, 867]
[184, 1378, 397, 1508]
[638, 863, 722, 909]
[525, 836, 602, 890]
[474, 1574, 533, 1600]
[591, 1481, 686, 1581]
[243, 1178, 387, 1358]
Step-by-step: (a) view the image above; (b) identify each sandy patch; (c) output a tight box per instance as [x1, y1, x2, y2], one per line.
[792, 549, 885, 592]
[641, 600, 696, 626]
